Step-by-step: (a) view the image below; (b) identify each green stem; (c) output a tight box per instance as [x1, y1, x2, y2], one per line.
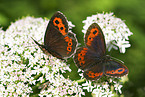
[73, 78, 86, 83]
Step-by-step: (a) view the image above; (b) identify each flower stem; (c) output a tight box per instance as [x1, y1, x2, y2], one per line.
[73, 78, 86, 83]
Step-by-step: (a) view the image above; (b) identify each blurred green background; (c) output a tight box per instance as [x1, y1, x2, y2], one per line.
[0, 0, 145, 97]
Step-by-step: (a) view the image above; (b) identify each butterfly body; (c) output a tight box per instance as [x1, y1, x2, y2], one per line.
[32, 11, 77, 60]
[74, 23, 128, 80]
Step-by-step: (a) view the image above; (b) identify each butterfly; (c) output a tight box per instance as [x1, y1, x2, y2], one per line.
[32, 11, 77, 60]
[74, 23, 128, 80]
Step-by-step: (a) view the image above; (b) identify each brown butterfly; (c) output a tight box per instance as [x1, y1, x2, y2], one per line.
[32, 11, 77, 60]
[74, 23, 128, 80]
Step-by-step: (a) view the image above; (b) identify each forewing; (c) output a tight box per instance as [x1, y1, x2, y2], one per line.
[85, 23, 106, 57]
[44, 11, 77, 59]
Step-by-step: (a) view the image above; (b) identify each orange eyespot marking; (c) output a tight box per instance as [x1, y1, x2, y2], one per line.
[58, 24, 67, 36]
[67, 46, 72, 52]
[78, 52, 85, 57]
[79, 49, 87, 56]
[86, 28, 99, 46]
[83, 48, 88, 51]
[78, 56, 84, 61]
[53, 17, 62, 26]
[88, 37, 93, 41]
[77, 48, 88, 66]
[64, 36, 71, 42]
[79, 61, 85, 66]
[86, 71, 103, 78]
[106, 68, 125, 74]
[91, 28, 99, 36]
[78, 53, 82, 57]
[86, 41, 91, 46]
[81, 49, 87, 53]
[64, 36, 73, 54]
[68, 42, 72, 46]
[53, 17, 67, 36]
[64, 36, 69, 41]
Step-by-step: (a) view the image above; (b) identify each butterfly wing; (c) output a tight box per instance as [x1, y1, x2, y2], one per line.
[85, 23, 106, 57]
[74, 23, 106, 80]
[44, 11, 68, 41]
[104, 59, 129, 77]
[44, 11, 77, 59]
[83, 62, 104, 80]
[74, 47, 102, 70]
[74, 23, 128, 80]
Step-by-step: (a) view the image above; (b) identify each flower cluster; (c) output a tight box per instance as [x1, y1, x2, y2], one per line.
[0, 13, 130, 96]
[82, 12, 133, 53]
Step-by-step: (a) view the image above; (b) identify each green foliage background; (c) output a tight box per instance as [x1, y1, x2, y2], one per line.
[0, 0, 145, 97]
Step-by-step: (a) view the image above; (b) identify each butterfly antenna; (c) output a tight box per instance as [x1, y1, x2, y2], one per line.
[31, 37, 42, 46]
[31, 37, 50, 54]
[106, 40, 117, 56]
[110, 56, 124, 64]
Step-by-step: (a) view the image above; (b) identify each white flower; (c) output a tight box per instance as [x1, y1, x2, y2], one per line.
[114, 82, 123, 94]
[77, 86, 85, 96]
[92, 85, 105, 97]
[103, 89, 114, 97]
[82, 80, 94, 92]
[102, 82, 109, 89]
[7, 84, 15, 92]
[83, 12, 133, 53]
[68, 89, 74, 95]
[41, 66, 49, 74]
[115, 39, 131, 53]
[16, 88, 23, 95]
[68, 21, 75, 30]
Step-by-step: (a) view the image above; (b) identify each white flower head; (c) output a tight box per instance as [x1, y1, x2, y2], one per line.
[82, 12, 133, 53]
[114, 82, 123, 94]
[92, 85, 105, 97]
[82, 80, 95, 92]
